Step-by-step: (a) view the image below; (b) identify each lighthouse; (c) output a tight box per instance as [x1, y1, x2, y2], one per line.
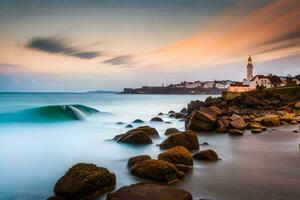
[247, 56, 253, 80]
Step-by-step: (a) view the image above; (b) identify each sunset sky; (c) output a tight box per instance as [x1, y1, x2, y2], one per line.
[0, 0, 300, 91]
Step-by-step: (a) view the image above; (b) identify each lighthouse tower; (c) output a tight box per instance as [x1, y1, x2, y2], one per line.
[247, 55, 253, 80]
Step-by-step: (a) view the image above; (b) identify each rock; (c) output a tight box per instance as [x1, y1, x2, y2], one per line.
[158, 146, 193, 169]
[216, 127, 228, 133]
[132, 119, 144, 123]
[208, 106, 222, 116]
[201, 142, 209, 145]
[158, 112, 164, 116]
[168, 110, 176, 114]
[165, 121, 172, 124]
[53, 163, 116, 200]
[165, 128, 180, 135]
[114, 131, 152, 144]
[159, 130, 199, 150]
[175, 112, 185, 119]
[229, 114, 246, 130]
[180, 108, 188, 114]
[243, 94, 266, 107]
[106, 183, 193, 200]
[127, 126, 159, 138]
[187, 100, 206, 115]
[279, 113, 294, 122]
[150, 117, 164, 122]
[130, 160, 181, 184]
[248, 122, 262, 129]
[295, 101, 300, 109]
[293, 130, 298, 133]
[251, 129, 262, 134]
[186, 110, 216, 131]
[116, 122, 125, 125]
[169, 113, 175, 118]
[261, 115, 280, 126]
[125, 124, 133, 128]
[290, 120, 298, 125]
[193, 149, 219, 161]
[228, 129, 244, 135]
[128, 155, 151, 168]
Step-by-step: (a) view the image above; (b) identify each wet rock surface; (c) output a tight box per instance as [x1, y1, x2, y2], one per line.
[159, 130, 199, 150]
[106, 183, 193, 200]
[51, 163, 116, 200]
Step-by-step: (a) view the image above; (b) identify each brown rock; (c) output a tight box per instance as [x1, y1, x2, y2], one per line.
[295, 101, 300, 109]
[251, 129, 262, 134]
[165, 128, 180, 135]
[159, 130, 199, 150]
[128, 155, 151, 168]
[228, 129, 244, 135]
[114, 131, 152, 144]
[130, 160, 181, 184]
[193, 149, 219, 161]
[53, 163, 116, 200]
[158, 146, 193, 167]
[106, 183, 192, 200]
[261, 115, 280, 126]
[230, 114, 246, 130]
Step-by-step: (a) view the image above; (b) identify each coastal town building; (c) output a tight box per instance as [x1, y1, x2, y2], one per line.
[226, 56, 300, 92]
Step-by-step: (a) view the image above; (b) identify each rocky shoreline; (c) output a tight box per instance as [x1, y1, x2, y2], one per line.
[48, 88, 300, 200]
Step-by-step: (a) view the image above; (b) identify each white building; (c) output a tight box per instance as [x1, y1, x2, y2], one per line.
[227, 82, 251, 92]
[249, 75, 272, 89]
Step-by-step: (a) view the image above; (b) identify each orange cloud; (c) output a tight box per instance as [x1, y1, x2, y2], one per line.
[152, 0, 300, 68]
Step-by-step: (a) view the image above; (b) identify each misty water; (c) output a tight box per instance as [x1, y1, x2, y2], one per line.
[0, 93, 299, 200]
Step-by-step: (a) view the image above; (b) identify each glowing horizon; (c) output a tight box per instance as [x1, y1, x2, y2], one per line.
[0, 0, 299, 91]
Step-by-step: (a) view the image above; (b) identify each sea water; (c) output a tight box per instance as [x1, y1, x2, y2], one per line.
[0, 93, 299, 200]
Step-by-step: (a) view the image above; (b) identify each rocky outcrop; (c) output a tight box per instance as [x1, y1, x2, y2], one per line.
[294, 101, 300, 109]
[106, 183, 192, 200]
[130, 159, 183, 184]
[128, 155, 151, 168]
[158, 146, 193, 172]
[51, 163, 115, 200]
[165, 128, 180, 135]
[159, 130, 199, 150]
[193, 149, 219, 161]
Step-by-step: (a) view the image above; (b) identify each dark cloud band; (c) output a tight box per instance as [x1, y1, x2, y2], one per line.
[25, 36, 100, 59]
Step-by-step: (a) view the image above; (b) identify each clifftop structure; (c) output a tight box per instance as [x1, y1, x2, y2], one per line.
[247, 56, 253, 80]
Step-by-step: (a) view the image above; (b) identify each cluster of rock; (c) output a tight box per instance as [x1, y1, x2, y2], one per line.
[113, 126, 159, 144]
[48, 162, 193, 200]
[123, 127, 219, 184]
[186, 92, 300, 135]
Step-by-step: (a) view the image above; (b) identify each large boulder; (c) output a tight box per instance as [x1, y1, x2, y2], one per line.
[175, 112, 185, 119]
[128, 155, 151, 168]
[193, 149, 219, 161]
[165, 128, 180, 135]
[52, 163, 116, 200]
[106, 183, 192, 200]
[114, 131, 152, 144]
[159, 130, 199, 150]
[229, 114, 246, 130]
[261, 115, 280, 126]
[130, 159, 182, 184]
[186, 109, 217, 131]
[158, 146, 193, 171]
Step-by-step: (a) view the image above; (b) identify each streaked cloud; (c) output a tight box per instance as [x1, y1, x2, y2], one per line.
[154, 0, 300, 66]
[0, 63, 20, 68]
[25, 36, 101, 59]
[103, 55, 134, 66]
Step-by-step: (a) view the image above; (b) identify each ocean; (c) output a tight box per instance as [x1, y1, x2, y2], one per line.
[0, 93, 299, 200]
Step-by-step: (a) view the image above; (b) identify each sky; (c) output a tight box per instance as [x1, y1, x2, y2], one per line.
[0, 0, 299, 92]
